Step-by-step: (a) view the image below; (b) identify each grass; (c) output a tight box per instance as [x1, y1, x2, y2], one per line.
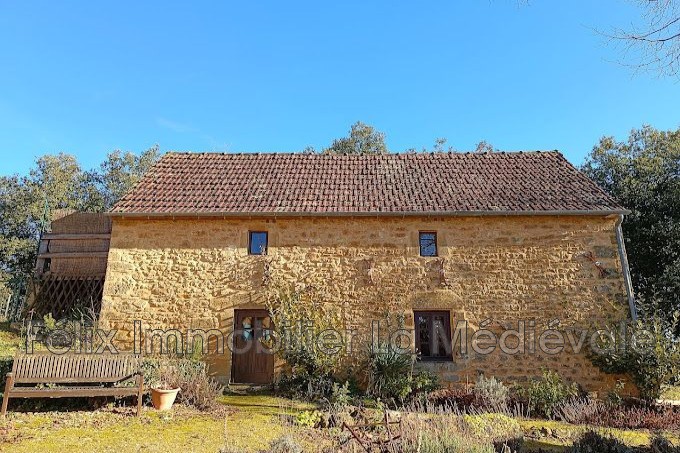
[1, 397, 678, 452]
[0, 394, 325, 453]
[219, 393, 317, 416]
[661, 386, 680, 401]
[519, 419, 680, 451]
[2, 407, 227, 453]
[0, 322, 21, 357]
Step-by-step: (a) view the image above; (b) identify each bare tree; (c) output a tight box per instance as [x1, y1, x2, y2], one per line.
[606, 0, 680, 77]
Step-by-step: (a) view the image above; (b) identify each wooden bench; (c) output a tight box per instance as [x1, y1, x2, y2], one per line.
[1, 353, 144, 417]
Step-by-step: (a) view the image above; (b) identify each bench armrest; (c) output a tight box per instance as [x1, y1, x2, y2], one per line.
[4, 372, 13, 389]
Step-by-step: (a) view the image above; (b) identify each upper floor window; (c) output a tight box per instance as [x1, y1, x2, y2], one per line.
[248, 231, 268, 255]
[419, 232, 437, 257]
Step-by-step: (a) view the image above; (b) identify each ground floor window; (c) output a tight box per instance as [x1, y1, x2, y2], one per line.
[414, 310, 452, 361]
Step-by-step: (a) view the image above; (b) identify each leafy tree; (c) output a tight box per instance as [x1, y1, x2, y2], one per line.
[82, 145, 161, 211]
[474, 140, 498, 153]
[582, 125, 680, 328]
[323, 121, 388, 155]
[0, 147, 160, 285]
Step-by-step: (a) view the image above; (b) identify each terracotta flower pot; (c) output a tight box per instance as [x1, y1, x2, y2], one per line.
[151, 387, 180, 410]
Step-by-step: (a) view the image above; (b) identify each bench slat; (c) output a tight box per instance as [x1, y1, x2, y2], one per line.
[12, 354, 140, 383]
[9, 387, 139, 398]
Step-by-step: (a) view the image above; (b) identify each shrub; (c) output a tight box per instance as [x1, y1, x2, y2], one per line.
[329, 381, 351, 409]
[412, 370, 440, 394]
[145, 358, 223, 411]
[266, 287, 349, 402]
[568, 430, 632, 453]
[427, 388, 478, 410]
[590, 308, 680, 400]
[365, 343, 415, 403]
[474, 375, 510, 408]
[294, 410, 323, 428]
[582, 404, 680, 431]
[264, 435, 303, 453]
[556, 397, 603, 425]
[414, 430, 495, 453]
[399, 415, 497, 453]
[650, 435, 680, 453]
[552, 393, 680, 430]
[0, 356, 12, 392]
[520, 370, 580, 419]
[275, 369, 336, 401]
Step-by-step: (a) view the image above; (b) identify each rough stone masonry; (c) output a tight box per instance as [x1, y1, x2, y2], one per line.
[99, 214, 630, 392]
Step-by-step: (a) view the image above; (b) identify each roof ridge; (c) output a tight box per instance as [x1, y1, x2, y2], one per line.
[163, 150, 562, 156]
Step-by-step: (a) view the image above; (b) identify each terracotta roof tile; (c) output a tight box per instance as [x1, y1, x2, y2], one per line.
[110, 151, 626, 215]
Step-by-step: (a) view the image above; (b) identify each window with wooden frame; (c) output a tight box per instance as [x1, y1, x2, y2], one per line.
[419, 231, 437, 257]
[248, 231, 268, 255]
[414, 310, 452, 361]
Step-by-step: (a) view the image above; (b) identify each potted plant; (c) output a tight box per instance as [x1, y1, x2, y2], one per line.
[151, 368, 180, 410]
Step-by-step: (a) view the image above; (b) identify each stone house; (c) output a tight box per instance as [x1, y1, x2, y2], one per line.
[99, 151, 635, 391]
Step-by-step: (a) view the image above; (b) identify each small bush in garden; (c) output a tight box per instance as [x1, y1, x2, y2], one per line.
[294, 410, 322, 428]
[267, 286, 348, 402]
[581, 404, 680, 431]
[427, 388, 478, 410]
[329, 381, 352, 409]
[568, 430, 632, 453]
[474, 375, 510, 408]
[0, 356, 13, 390]
[365, 342, 415, 404]
[265, 435, 303, 453]
[556, 397, 603, 425]
[650, 435, 680, 453]
[589, 307, 680, 401]
[605, 380, 626, 407]
[275, 370, 336, 401]
[399, 415, 497, 453]
[412, 370, 440, 394]
[149, 358, 223, 411]
[520, 369, 580, 419]
[415, 430, 495, 453]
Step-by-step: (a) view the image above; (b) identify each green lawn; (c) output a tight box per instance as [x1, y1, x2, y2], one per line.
[0, 395, 324, 453]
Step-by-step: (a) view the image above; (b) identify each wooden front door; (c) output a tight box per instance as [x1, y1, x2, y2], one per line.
[231, 309, 274, 384]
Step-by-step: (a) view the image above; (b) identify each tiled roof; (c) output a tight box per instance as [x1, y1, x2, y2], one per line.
[110, 151, 626, 216]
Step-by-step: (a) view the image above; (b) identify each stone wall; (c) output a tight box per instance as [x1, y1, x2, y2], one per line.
[99, 215, 631, 393]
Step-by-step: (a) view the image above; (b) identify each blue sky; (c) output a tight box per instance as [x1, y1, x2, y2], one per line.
[1, 0, 678, 176]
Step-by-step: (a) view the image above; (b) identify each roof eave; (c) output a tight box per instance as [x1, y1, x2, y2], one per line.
[106, 209, 631, 218]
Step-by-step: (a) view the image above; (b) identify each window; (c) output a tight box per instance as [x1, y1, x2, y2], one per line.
[414, 310, 452, 361]
[248, 231, 268, 255]
[419, 232, 437, 257]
